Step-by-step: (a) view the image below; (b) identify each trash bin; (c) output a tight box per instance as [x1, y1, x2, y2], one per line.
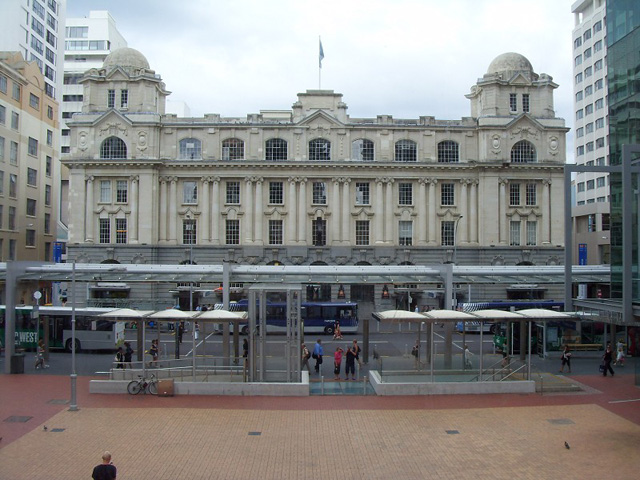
[10, 353, 25, 374]
[157, 379, 174, 397]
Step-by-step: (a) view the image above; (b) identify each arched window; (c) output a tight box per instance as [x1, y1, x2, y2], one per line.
[222, 138, 244, 160]
[437, 140, 459, 163]
[265, 138, 288, 161]
[395, 139, 416, 162]
[309, 138, 331, 161]
[352, 139, 374, 161]
[100, 136, 127, 159]
[511, 140, 537, 163]
[179, 138, 202, 160]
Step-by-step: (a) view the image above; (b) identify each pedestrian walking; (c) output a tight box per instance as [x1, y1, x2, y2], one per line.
[148, 339, 159, 367]
[559, 345, 571, 373]
[602, 344, 615, 377]
[333, 321, 343, 340]
[34, 339, 48, 369]
[123, 342, 133, 368]
[352, 339, 362, 367]
[464, 344, 473, 369]
[615, 343, 625, 366]
[114, 347, 125, 369]
[301, 343, 311, 371]
[411, 339, 420, 369]
[178, 322, 184, 344]
[345, 342, 357, 380]
[91, 451, 117, 480]
[334, 346, 344, 380]
[312, 339, 324, 373]
[242, 338, 249, 359]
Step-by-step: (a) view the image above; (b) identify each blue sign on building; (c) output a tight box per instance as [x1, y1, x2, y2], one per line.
[578, 243, 587, 265]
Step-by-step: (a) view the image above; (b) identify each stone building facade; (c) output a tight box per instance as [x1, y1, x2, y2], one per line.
[63, 48, 568, 310]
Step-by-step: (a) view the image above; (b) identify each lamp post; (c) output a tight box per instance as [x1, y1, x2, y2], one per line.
[453, 215, 463, 265]
[69, 260, 78, 411]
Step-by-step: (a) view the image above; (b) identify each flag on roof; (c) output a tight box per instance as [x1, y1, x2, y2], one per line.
[319, 38, 324, 68]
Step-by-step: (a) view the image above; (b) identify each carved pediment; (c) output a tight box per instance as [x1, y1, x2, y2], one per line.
[296, 110, 345, 128]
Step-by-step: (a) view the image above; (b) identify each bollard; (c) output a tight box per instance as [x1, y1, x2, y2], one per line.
[363, 376, 367, 395]
[321, 375, 325, 395]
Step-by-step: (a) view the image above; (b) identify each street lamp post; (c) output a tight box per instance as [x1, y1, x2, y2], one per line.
[453, 215, 463, 266]
[69, 260, 78, 411]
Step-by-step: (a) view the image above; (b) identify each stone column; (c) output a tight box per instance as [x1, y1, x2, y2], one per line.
[130, 175, 139, 243]
[254, 178, 264, 244]
[85, 175, 94, 243]
[288, 178, 297, 243]
[458, 179, 468, 245]
[298, 179, 307, 243]
[499, 178, 508, 245]
[417, 178, 427, 245]
[332, 178, 340, 244]
[201, 177, 210, 243]
[385, 179, 394, 243]
[159, 177, 167, 243]
[169, 177, 177, 243]
[244, 177, 254, 243]
[542, 179, 551, 244]
[375, 178, 384, 243]
[341, 179, 351, 244]
[211, 177, 221, 244]
[427, 179, 437, 245]
[470, 180, 478, 244]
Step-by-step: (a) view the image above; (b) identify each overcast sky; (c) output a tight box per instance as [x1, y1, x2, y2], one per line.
[67, 0, 577, 160]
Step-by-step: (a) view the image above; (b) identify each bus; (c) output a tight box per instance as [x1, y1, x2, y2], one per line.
[455, 300, 564, 334]
[0, 306, 125, 352]
[215, 300, 358, 335]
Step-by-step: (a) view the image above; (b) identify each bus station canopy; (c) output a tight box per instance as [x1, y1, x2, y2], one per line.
[98, 308, 154, 318]
[374, 308, 579, 324]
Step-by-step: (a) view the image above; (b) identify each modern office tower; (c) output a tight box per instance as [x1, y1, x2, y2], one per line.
[606, 0, 640, 304]
[0, 0, 66, 103]
[0, 52, 59, 269]
[63, 48, 568, 311]
[571, 0, 610, 275]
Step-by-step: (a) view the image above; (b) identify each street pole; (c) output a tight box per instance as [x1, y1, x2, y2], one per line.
[69, 260, 78, 411]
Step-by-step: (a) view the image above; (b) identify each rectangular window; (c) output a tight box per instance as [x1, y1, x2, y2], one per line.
[584, 47, 592, 59]
[226, 181, 240, 204]
[596, 176, 606, 187]
[0, 206, 4, 229]
[183, 181, 198, 204]
[441, 183, 454, 206]
[27, 167, 37, 186]
[11, 112, 19, 130]
[586, 141, 594, 152]
[522, 94, 529, 113]
[587, 179, 595, 190]
[45, 184, 51, 205]
[9, 174, 17, 197]
[593, 20, 602, 33]
[576, 109, 583, 120]
[46, 13, 57, 31]
[116, 180, 128, 203]
[9, 206, 16, 230]
[594, 78, 604, 91]
[584, 85, 593, 96]
[12, 82, 20, 101]
[399, 220, 412, 246]
[584, 66, 592, 78]
[107, 89, 115, 108]
[29, 93, 40, 110]
[44, 213, 50, 234]
[269, 181, 283, 204]
[0, 136, 4, 161]
[46, 129, 53, 146]
[113, 218, 126, 244]
[0, 74, 6, 93]
[596, 157, 606, 166]
[355, 182, 370, 205]
[268, 220, 283, 245]
[595, 98, 604, 110]
[46, 30, 56, 48]
[9, 239, 15, 260]
[312, 182, 326, 204]
[183, 218, 196, 244]
[0, 171, 3, 194]
[0, 105, 5, 124]
[526, 183, 536, 206]
[28, 137, 38, 156]
[398, 183, 412, 205]
[226, 219, 239, 245]
[510, 221, 521, 246]
[100, 180, 111, 202]
[45, 47, 55, 64]
[26, 229, 36, 247]
[594, 59, 603, 72]
[10, 142, 18, 165]
[574, 55, 582, 66]
[441, 221, 454, 246]
[577, 182, 585, 192]
[575, 73, 583, 84]
[509, 93, 517, 112]
[576, 127, 584, 138]
[596, 137, 605, 149]
[526, 221, 537, 246]
[509, 183, 520, 206]
[26, 198, 36, 216]
[583, 29, 591, 41]
[575, 91, 583, 102]
[586, 122, 594, 133]
[574, 37, 582, 49]
[99, 218, 110, 243]
[120, 89, 128, 108]
[312, 218, 326, 246]
[594, 39, 602, 52]
[33, 0, 45, 18]
[355, 220, 369, 246]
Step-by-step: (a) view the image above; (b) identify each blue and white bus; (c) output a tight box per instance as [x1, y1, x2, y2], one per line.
[215, 300, 358, 335]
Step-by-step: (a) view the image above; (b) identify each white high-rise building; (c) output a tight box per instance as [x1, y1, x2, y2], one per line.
[571, 0, 610, 271]
[0, 0, 66, 103]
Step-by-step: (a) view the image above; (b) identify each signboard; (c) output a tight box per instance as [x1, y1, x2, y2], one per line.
[578, 243, 587, 265]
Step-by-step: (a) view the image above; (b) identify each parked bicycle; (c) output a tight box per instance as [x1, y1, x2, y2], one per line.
[127, 373, 158, 395]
